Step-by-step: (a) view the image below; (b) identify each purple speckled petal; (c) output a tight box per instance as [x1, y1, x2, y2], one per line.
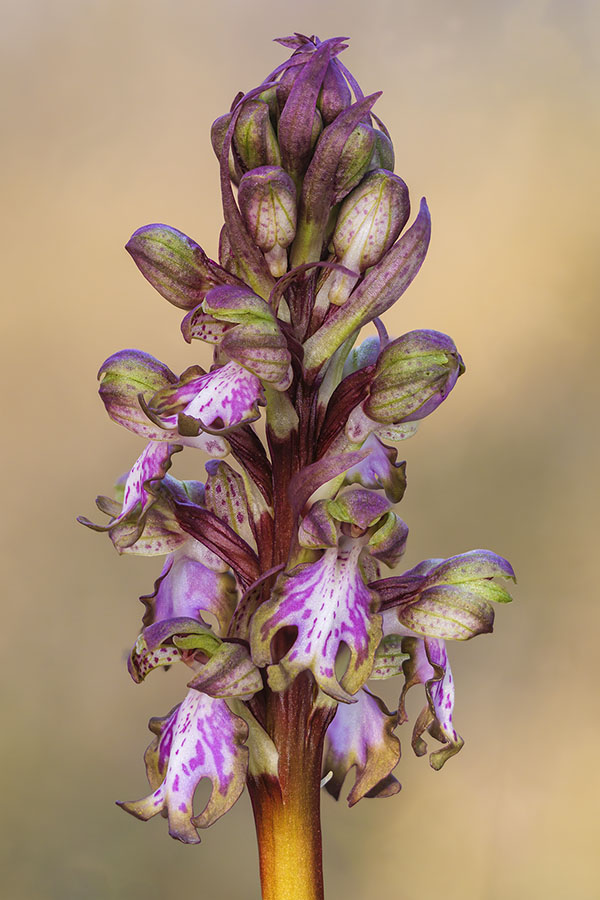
[78, 442, 181, 551]
[140, 537, 238, 636]
[323, 688, 400, 805]
[399, 637, 463, 770]
[149, 361, 265, 435]
[118, 690, 249, 843]
[251, 545, 382, 702]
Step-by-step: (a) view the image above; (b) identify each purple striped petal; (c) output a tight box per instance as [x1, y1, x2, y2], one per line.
[251, 546, 382, 702]
[324, 688, 400, 805]
[118, 690, 249, 843]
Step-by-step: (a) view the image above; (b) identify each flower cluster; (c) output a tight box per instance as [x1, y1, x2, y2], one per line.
[80, 32, 514, 850]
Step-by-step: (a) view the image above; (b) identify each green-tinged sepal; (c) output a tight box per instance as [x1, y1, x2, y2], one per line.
[203, 285, 293, 390]
[322, 170, 410, 307]
[369, 129, 395, 172]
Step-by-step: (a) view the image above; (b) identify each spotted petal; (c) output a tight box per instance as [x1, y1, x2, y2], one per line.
[251, 545, 382, 702]
[324, 688, 400, 805]
[400, 637, 463, 770]
[118, 690, 249, 843]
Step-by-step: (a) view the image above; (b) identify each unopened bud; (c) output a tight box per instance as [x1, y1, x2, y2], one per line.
[332, 122, 376, 204]
[234, 100, 281, 171]
[210, 113, 242, 184]
[364, 330, 465, 424]
[126, 224, 223, 310]
[238, 166, 297, 277]
[369, 129, 395, 172]
[319, 170, 410, 307]
[318, 60, 352, 124]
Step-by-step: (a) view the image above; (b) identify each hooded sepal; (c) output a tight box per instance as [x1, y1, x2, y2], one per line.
[117, 690, 249, 843]
[126, 224, 239, 310]
[128, 617, 220, 683]
[250, 545, 382, 702]
[78, 441, 181, 552]
[323, 688, 401, 805]
[400, 637, 463, 770]
[140, 537, 238, 635]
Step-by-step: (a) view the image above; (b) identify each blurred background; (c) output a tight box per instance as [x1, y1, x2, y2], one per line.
[2, 0, 599, 897]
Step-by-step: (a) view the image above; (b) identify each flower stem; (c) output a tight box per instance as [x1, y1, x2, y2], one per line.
[249, 675, 334, 900]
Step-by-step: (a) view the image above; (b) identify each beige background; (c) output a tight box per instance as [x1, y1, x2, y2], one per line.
[2, 1, 599, 898]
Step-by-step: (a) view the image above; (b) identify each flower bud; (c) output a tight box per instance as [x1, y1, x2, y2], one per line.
[318, 59, 352, 124]
[332, 123, 376, 204]
[238, 166, 297, 277]
[369, 129, 395, 172]
[318, 169, 410, 307]
[364, 330, 465, 424]
[210, 112, 241, 184]
[233, 100, 281, 171]
[126, 224, 225, 310]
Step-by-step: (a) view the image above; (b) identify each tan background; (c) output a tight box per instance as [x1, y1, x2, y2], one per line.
[2, 0, 599, 897]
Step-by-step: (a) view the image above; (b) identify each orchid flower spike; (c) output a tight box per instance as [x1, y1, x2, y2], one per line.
[79, 32, 515, 900]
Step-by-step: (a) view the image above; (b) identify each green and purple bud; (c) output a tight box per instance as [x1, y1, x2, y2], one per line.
[233, 100, 281, 171]
[318, 169, 410, 308]
[238, 166, 297, 277]
[332, 123, 376, 204]
[363, 329, 465, 425]
[126, 224, 237, 310]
